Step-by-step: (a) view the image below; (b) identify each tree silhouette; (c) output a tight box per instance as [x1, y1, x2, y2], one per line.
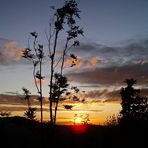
[120, 78, 148, 123]
[22, 87, 36, 120]
[22, 0, 83, 125]
[22, 33, 44, 123]
[24, 107, 36, 120]
[51, 73, 69, 124]
[47, 0, 83, 125]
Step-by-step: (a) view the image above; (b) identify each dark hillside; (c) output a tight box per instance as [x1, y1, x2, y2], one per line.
[0, 117, 147, 148]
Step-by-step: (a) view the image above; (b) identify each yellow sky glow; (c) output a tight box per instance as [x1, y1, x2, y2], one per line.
[2, 101, 121, 125]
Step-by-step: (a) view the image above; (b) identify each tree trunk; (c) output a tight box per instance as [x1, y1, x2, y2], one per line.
[49, 30, 59, 125]
[39, 60, 43, 124]
[54, 102, 58, 125]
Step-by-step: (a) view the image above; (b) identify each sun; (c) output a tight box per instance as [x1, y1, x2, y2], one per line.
[75, 117, 82, 124]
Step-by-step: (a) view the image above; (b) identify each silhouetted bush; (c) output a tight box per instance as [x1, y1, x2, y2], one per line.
[105, 114, 119, 126]
[120, 78, 148, 125]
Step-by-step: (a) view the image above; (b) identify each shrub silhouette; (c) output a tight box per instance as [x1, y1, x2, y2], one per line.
[24, 107, 36, 120]
[22, 87, 37, 120]
[0, 111, 11, 117]
[105, 114, 119, 126]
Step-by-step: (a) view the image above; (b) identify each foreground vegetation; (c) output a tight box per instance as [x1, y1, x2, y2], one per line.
[0, 116, 147, 148]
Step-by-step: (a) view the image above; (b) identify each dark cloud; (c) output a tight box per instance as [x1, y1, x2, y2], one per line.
[71, 37, 148, 78]
[67, 63, 148, 86]
[4, 91, 20, 95]
[0, 94, 40, 105]
[0, 94, 21, 103]
[85, 89, 120, 102]
[0, 105, 27, 112]
[85, 88, 148, 102]
[73, 42, 100, 53]
[140, 88, 148, 97]
[0, 52, 6, 64]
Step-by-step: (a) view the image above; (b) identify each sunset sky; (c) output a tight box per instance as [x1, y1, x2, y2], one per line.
[0, 0, 148, 125]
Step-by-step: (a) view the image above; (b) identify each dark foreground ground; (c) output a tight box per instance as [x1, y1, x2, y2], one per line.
[0, 117, 147, 148]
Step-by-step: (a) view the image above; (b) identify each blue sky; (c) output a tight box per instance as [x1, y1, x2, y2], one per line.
[1, 0, 148, 45]
[0, 0, 148, 98]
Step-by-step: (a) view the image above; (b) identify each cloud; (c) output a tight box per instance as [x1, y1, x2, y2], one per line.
[0, 38, 24, 65]
[0, 94, 41, 105]
[85, 87, 148, 102]
[85, 89, 120, 102]
[71, 38, 148, 68]
[139, 59, 148, 65]
[89, 57, 97, 66]
[67, 63, 148, 86]
[64, 37, 148, 87]
[64, 56, 101, 70]
[4, 91, 20, 95]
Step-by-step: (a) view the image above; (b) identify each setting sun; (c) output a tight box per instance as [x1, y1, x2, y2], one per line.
[75, 117, 82, 124]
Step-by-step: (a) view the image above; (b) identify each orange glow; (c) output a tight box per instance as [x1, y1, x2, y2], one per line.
[89, 57, 97, 66]
[72, 124, 87, 134]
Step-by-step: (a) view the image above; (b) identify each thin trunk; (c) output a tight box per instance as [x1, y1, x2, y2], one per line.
[40, 60, 43, 124]
[33, 38, 43, 123]
[49, 30, 59, 125]
[27, 99, 31, 108]
[61, 39, 68, 75]
[49, 60, 53, 125]
[54, 40, 68, 125]
[54, 102, 58, 125]
[33, 63, 40, 94]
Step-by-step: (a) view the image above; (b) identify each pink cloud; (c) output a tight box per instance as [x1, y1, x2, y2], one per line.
[64, 56, 82, 68]
[64, 56, 101, 69]
[3, 40, 24, 61]
[89, 57, 97, 66]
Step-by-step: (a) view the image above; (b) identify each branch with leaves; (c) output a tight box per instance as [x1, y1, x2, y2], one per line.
[22, 33, 44, 123]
